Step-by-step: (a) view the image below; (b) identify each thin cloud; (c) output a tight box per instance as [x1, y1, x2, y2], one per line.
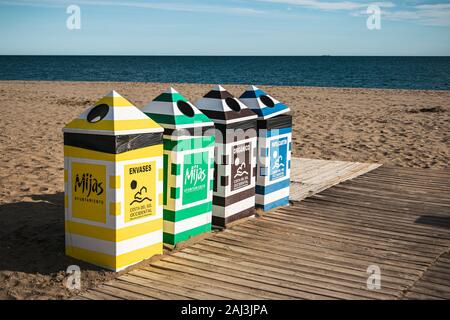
[0, 0, 266, 15]
[2, 0, 449, 26]
[415, 4, 450, 11]
[262, 0, 449, 26]
[259, 0, 395, 11]
[352, 3, 450, 26]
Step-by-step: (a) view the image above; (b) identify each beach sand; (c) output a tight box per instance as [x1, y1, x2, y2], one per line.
[0, 80, 449, 299]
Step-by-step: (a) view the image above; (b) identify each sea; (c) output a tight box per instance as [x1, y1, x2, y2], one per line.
[0, 56, 449, 90]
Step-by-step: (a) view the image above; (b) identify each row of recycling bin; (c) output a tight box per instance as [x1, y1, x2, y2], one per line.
[63, 85, 292, 271]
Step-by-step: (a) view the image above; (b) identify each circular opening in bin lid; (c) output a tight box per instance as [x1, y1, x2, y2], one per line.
[176, 100, 195, 118]
[225, 97, 241, 112]
[87, 104, 109, 123]
[260, 95, 275, 108]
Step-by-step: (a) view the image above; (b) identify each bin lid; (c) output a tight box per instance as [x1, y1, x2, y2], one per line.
[142, 87, 214, 129]
[195, 85, 257, 124]
[63, 91, 163, 136]
[239, 85, 290, 120]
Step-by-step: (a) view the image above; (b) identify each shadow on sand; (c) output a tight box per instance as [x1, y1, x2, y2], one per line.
[0, 192, 104, 275]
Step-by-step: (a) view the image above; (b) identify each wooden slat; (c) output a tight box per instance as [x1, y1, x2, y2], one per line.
[207, 232, 426, 275]
[108, 279, 188, 300]
[152, 259, 325, 299]
[144, 263, 294, 300]
[92, 283, 152, 300]
[239, 217, 444, 255]
[190, 241, 416, 287]
[139, 266, 274, 300]
[178, 247, 400, 299]
[154, 257, 337, 300]
[223, 225, 436, 267]
[404, 292, 445, 300]
[118, 275, 193, 300]
[289, 158, 381, 201]
[404, 251, 450, 299]
[129, 269, 229, 300]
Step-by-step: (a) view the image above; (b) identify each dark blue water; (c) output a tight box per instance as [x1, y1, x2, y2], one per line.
[1, 56, 449, 90]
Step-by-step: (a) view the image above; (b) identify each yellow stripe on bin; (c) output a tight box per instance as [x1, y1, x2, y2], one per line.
[64, 195, 68, 208]
[64, 170, 68, 182]
[65, 218, 162, 242]
[66, 242, 163, 271]
[95, 96, 135, 108]
[109, 202, 121, 216]
[64, 145, 163, 162]
[64, 119, 161, 132]
[110, 175, 120, 189]
[158, 193, 163, 206]
[158, 168, 164, 181]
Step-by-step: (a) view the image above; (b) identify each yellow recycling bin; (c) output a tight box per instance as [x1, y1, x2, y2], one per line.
[63, 91, 164, 271]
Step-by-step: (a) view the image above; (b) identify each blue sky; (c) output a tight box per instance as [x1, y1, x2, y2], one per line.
[0, 0, 449, 55]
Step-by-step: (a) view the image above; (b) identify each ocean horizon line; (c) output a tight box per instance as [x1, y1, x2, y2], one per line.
[1, 54, 450, 57]
[1, 56, 449, 90]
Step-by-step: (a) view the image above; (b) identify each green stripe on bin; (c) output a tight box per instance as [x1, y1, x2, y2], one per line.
[163, 202, 212, 222]
[171, 163, 181, 175]
[170, 187, 180, 199]
[163, 223, 212, 245]
[163, 154, 168, 205]
[148, 113, 211, 125]
[153, 92, 187, 103]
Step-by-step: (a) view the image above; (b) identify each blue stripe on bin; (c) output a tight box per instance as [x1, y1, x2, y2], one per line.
[259, 102, 289, 118]
[256, 196, 289, 211]
[256, 178, 290, 195]
[240, 89, 266, 99]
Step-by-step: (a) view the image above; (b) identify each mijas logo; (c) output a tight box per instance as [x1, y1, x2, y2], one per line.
[185, 164, 207, 186]
[234, 157, 249, 179]
[74, 173, 104, 197]
[272, 151, 284, 170]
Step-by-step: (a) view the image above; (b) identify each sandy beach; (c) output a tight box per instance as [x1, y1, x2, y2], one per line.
[0, 80, 449, 299]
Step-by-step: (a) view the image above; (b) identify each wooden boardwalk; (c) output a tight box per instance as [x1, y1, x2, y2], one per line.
[77, 160, 450, 300]
[289, 158, 381, 201]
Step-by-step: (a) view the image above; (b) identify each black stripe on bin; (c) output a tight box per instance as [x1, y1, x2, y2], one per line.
[214, 119, 257, 131]
[214, 120, 257, 144]
[213, 162, 218, 192]
[64, 132, 163, 154]
[200, 109, 256, 121]
[213, 187, 255, 207]
[163, 125, 215, 137]
[212, 207, 255, 228]
[220, 176, 229, 186]
[257, 114, 292, 130]
[253, 166, 257, 178]
[221, 155, 229, 165]
[203, 90, 234, 99]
